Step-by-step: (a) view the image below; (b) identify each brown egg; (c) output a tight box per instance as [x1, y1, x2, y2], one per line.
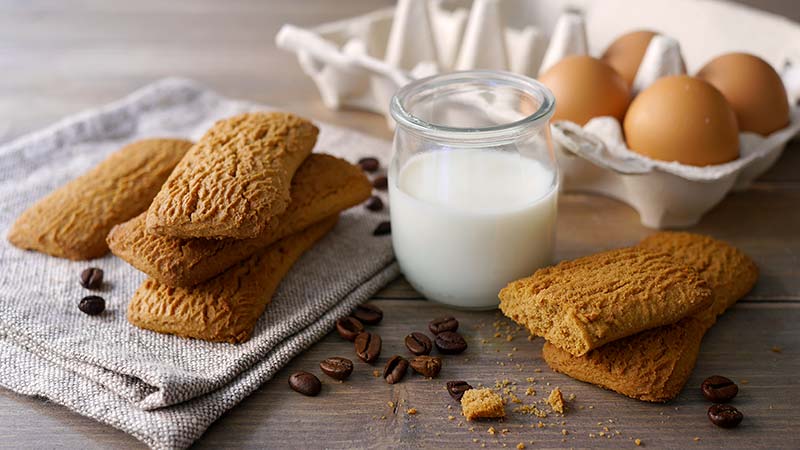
[697, 52, 790, 136]
[539, 55, 630, 126]
[602, 30, 657, 87]
[623, 75, 739, 166]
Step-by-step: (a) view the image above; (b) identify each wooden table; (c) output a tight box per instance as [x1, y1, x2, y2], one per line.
[1, 1, 798, 448]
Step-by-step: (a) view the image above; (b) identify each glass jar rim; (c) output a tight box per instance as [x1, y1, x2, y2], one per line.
[390, 70, 555, 142]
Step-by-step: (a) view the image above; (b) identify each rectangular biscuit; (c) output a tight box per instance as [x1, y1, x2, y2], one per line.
[108, 153, 370, 287]
[499, 247, 713, 357]
[145, 112, 318, 239]
[542, 232, 758, 402]
[7, 139, 193, 260]
[127, 215, 338, 343]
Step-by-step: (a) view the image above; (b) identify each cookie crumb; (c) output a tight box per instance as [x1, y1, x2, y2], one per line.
[547, 387, 566, 414]
[462, 389, 506, 421]
[516, 443, 525, 449]
[448, 415, 455, 421]
[693, 437, 701, 442]
[771, 346, 782, 353]
[635, 438, 643, 446]
[561, 429, 568, 436]
[373, 370, 381, 377]
[488, 427, 497, 435]
[407, 408, 417, 415]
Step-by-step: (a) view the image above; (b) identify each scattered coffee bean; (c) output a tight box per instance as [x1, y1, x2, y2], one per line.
[435, 331, 467, 354]
[78, 295, 105, 316]
[365, 195, 384, 212]
[428, 316, 458, 334]
[289, 371, 321, 396]
[358, 157, 380, 172]
[79, 267, 104, 290]
[319, 357, 354, 381]
[372, 175, 388, 190]
[353, 303, 383, 325]
[410, 355, 442, 378]
[708, 404, 743, 428]
[373, 221, 391, 236]
[446, 380, 473, 401]
[701, 375, 739, 402]
[335, 316, 364, 341]
[354, 331, 382, 363]
[383, 355, 409, 384]
[405, 332, 433, 355]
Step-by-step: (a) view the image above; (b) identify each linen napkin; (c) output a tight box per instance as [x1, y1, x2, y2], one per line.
[0, 78, 400, 449]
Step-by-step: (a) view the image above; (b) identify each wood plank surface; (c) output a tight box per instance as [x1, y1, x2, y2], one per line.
[0, 0, 798, 449]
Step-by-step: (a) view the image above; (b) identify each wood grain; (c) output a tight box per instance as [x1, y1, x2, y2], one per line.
[0, 0, 798, 448]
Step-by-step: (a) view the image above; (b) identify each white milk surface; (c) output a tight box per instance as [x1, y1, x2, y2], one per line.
[389, 149, 558, 309]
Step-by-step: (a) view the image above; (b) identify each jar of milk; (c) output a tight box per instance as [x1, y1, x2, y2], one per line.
[389, 70, 558, 310]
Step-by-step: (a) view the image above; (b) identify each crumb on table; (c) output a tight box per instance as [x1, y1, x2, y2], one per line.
[547, 387, 566, 414]
[461, 388, 506, 421]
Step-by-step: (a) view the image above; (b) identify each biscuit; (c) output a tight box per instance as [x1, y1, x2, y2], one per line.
[145, 112, 318, 239]
[108, 154, 370, 287]
[7, 139, 193, 260]
[461, 388, 506, 421]
[499, 247, 713, 357]
[542, 233, 758, 402]
[127, 215, 338, 343]
[638, 232, 759, 321]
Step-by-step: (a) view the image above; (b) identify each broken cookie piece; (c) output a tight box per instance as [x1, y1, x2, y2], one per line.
[461, 388, 506, 421]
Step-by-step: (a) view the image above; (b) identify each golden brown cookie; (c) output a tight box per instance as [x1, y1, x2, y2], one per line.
[145, 112, 318, 239]
[638, 231, 759, 321]
[108, 154, 370, 287]
[461, 388, 506, 421]
[7, 139, 193, 260]
[127, 215, 337, 343]
[499, 247, 712, 357]
[542, 233, 758, 402]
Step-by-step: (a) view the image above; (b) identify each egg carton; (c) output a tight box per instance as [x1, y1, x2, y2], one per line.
[276, 0, 800, 228]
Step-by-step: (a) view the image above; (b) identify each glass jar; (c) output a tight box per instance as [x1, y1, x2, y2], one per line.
[388, 70, 558, 310]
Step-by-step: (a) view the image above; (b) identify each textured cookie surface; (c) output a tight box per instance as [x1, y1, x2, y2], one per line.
[638, 231, 759, 321]
[461, 388, 506, 421]
[108, 154, 370, 287]
[543, 233, 758, 402]
[127, 216, 337, 343]
[7, 138, 193, 260]
[145, 112, 318, 239]
[499, 247, 712, 357]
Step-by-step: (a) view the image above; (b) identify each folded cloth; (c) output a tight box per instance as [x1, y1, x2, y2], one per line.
[0, 78, 399, 449]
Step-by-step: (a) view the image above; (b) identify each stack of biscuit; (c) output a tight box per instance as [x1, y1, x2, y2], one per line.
[499, 232, 758, 402]
[9, 112, 372, 343]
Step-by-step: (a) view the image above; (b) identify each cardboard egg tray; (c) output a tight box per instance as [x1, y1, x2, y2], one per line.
[276, 0, 800, 228]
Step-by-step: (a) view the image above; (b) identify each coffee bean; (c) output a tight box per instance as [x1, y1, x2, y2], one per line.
[372, 175, 388, 190]
[405, 332, 433, 355]
[373, 221, 391, 236]
[383, 355, 409, 384]
[428, 316, 458, 334]
[78, 295, 105, 316]
[319, 357, 353, 381]
[79, 267, 103, 290]
[353, 303, 383, 325]
[365, 196, 384, 212]
[435, 331, 467, 354]
[701, 375, 738, 403]
[354, 331, 382, 363]
[410, 355, 442, 378]
[289, 371, 321, 396]
[335, 316, 364, 341]
[446, 380, 473, 401]
[358, 157, 380, 172]
[708, 404, 743, 428]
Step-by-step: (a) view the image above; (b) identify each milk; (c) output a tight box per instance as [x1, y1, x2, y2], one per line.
[389, 149, 558, 309]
